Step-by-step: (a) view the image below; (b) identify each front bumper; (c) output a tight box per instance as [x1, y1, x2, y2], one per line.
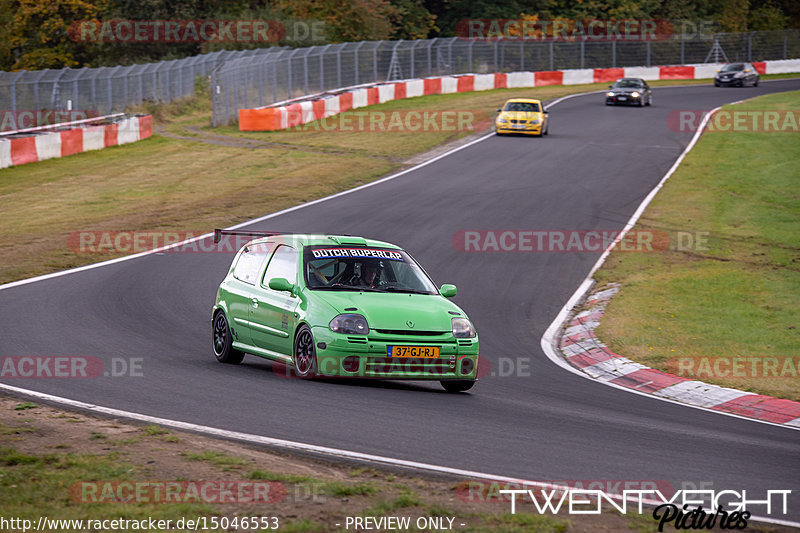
[496, 122, 543, 135]
[606, 95, 641, 105]
[715, 77, 742, 86]
[310, 326, 479, 380]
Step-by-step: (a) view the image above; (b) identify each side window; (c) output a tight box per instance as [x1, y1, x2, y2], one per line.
[263, 245, 297, 287]
[232, 243, 274, 284]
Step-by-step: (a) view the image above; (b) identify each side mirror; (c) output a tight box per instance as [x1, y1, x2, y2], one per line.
[440, 284, 457, 298]
[544, 110, 549, 114]
[268, 277, 294, 293]
[608, 85, 613, 89]
[496, 108, 501, 113]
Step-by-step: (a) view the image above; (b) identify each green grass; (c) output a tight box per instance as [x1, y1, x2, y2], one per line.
[0, 445, 223, 528]
[594, 89, 800, 400]
[248, 468, 316, 484]
[279, 519, 326, 533]
[180, 450, 249, 470]
[0, 423, 35, 436]
[466, 512, 570, 533]
[322, 480, 378, 497]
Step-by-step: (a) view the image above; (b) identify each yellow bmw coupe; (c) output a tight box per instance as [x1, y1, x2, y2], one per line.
[495, 98, 549, 136]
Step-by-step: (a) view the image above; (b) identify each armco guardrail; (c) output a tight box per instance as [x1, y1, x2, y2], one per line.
[238, 59, 800, 131]
[0, 114, 152, 169]
[215, 30, 800, 126]
[0, 48, 288, 130]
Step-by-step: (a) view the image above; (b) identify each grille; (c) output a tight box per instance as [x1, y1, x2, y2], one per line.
[374, 329, 446, 336]
[366, 357, 454, 375]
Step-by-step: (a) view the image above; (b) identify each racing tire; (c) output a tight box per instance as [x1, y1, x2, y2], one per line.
[293, 325, 318, 379]
[544, 123, 549, 135]
[441, 380, 475, 393]
[213, 311, 245, 364]
[646, 95, 652, 106]
[754, 79, 759, 87]
[714, 81, 720, 87]
[639, 97, 645, 107]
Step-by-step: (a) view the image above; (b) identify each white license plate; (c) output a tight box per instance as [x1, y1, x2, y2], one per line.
[618, 96, 627, 100]
[512, 124, 525, 129]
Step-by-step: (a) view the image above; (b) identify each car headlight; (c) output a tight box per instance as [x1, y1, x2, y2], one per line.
[330, 314, 369, 335]
[631, 91, 640, 98]
[734, 72, 745, 77]
[530, 119, 541, 124]
[497, 117, 508, 124]
[452, 317, 476, 338]
[607, 91, 615, 97]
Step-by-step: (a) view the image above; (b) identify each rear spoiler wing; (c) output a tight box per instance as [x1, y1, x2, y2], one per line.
[213, 229, 283, 244]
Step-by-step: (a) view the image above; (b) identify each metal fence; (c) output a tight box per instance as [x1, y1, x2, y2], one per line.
[0, 29, 797, 130]
[211, 29, 800, 126]
[0, 47, 287, 130]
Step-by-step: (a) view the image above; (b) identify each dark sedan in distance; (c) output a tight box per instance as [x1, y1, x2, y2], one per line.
[714, 63, 760, 87]
[605, 78, 652, 106]
[606, 78, 653, 106]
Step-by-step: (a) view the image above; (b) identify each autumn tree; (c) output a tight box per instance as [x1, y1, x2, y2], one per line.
[6, 0, 108, 70]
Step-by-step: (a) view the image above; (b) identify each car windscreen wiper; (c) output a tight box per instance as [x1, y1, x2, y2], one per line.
[378, 286, 432, 295]
[315, 283, 382, 292]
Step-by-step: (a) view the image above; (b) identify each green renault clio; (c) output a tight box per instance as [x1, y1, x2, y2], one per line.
[212, 232, 479, 392]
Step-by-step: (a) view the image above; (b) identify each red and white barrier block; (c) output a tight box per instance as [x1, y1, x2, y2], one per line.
[239, 59, 800, 131]
[560, 285, 800, 427]
[0, 115, 153, 170]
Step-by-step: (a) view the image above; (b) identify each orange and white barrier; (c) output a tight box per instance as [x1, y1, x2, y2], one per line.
[0, 115, 153, 170]
[239, 59, 800, 131]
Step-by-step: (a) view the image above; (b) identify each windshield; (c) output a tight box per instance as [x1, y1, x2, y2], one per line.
[722, 63, 745, 71]
[503, 102, 540, 112]
[303, 246, 438, 294]
[613, 79, 643, 88]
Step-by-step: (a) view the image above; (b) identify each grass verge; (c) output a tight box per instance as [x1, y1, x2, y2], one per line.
[594, 89, 800, 401]
[2, 393, 696, 533]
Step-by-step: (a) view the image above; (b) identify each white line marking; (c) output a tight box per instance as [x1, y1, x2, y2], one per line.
[539, 96, 800, 432]
[0, 382, 796, 528]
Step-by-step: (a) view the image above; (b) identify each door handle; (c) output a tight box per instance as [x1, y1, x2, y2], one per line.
[252, 298, 259, 308]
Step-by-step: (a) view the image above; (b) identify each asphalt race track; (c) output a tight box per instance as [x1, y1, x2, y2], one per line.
[2, 80, 800, 521]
